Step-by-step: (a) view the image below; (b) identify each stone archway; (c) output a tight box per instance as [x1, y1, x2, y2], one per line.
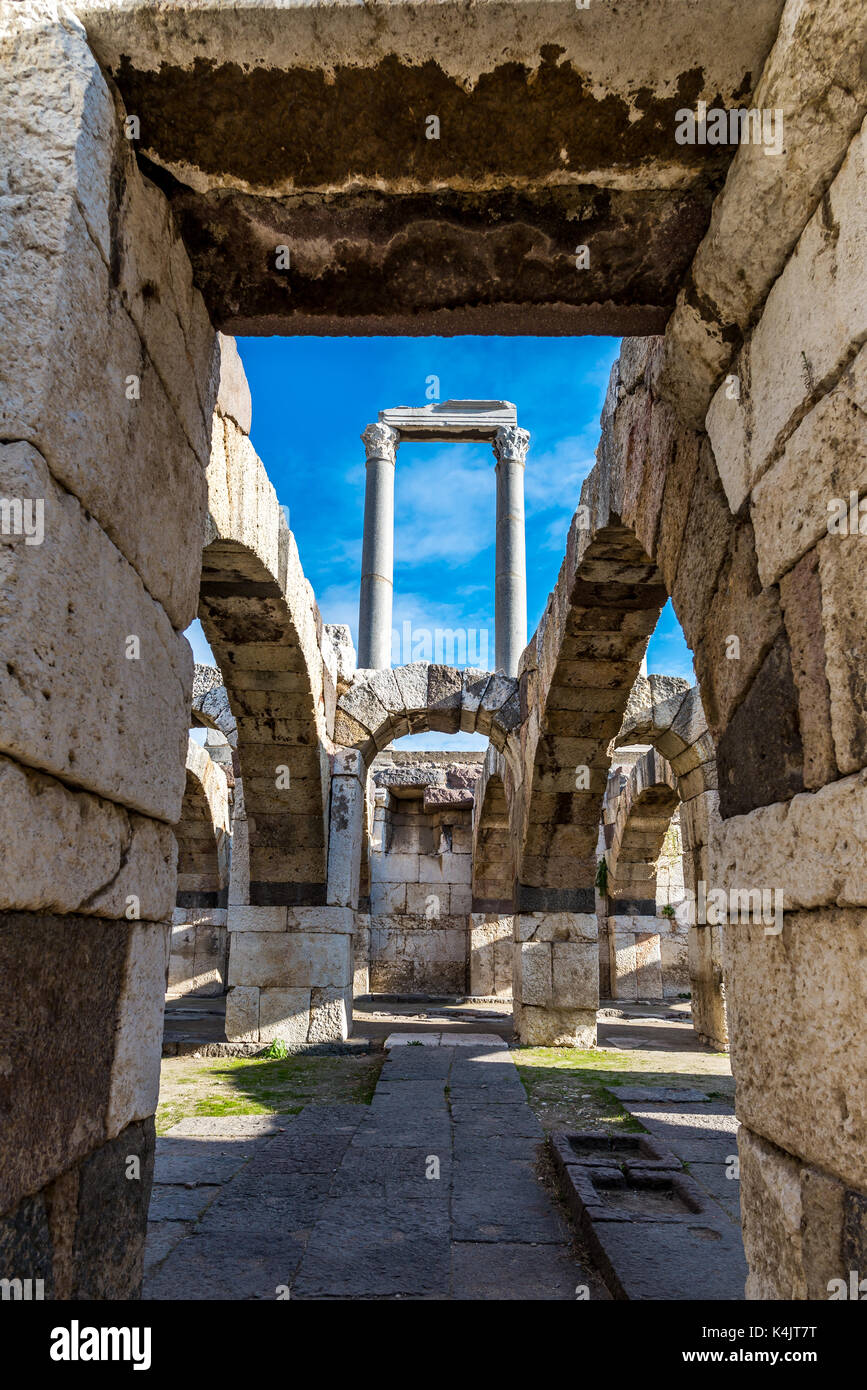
[469, 748, 517, 999]
[169, 738, 232, 998]
[612, 683, 727, 1047]
[602, 747, 686, 1002]
[201, 386, 356, 1047]
[3, 0, 865, 1303]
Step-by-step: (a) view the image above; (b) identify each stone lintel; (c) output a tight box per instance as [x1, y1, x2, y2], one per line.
[378, 400, 517, 440]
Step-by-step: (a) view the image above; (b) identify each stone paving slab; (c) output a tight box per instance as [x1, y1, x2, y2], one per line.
[590, 1217, 748, 1301]
[292, 1196, 452, 1299]
[544, 1084, 750, 1301]
[143, 1220, 192, 1278]
[144, 1232, 307, 1300]
[688, 1161, 742, 1223]
[153, 1152, 260, 1186]
[384, 1031, 504, 1048]
[145, 1043, 591, 1299]
[379, 1048, 456, 1079]
[451, 1242, 580, 1300]
[450, 1102, 544, 1137]
[454, 1131, 543, 1164]
[452, 1178, 568, 1245]
[148, 1184, 222, 1222]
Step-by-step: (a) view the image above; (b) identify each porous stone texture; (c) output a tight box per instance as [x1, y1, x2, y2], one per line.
[225, 908, 354, 1043]
[4, 0, 867, 1308]
[738, 1126, 866, 1301]
[335, 666, 519, 756]
[709, 770, 867, 911]
[657, 0, 867, 429]
[0, 2, 215, 628]
[202, 404, 333, 907]
[0, 754, 177, 921]
[0, 441, 193, 822]
[0, 1, 218, 1301]
[724, 911, 867, 1191]
[0, 910, 161, 1296]
[469, 915, 513, 998]
[512, 913, 597, 1045]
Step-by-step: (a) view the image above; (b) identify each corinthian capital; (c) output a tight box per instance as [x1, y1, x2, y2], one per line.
[361, 422, 400, 464]
[493, 425, 530, 466]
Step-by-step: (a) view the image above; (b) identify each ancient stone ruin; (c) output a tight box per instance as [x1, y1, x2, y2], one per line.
[0, 0, 865, 1310]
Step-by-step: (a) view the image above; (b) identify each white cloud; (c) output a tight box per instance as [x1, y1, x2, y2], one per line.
[393, 444, 495, 565]
[524, 432, 597, 514]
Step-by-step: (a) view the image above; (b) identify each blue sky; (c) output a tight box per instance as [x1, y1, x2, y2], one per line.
[187, 336, 693, 747]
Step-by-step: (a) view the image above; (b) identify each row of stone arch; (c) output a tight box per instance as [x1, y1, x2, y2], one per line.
[190, 333, 749, 1056]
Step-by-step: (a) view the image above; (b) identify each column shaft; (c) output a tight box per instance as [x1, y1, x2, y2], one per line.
[358, 423, 398, 669]
[494, 426, 529, 676]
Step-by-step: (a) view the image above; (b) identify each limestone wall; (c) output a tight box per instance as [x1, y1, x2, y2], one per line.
[365, 752, 482, 996]
[701, 110, 867, 1299]
[0, 1, 219, 1296]
[600, 749, 689, 1001]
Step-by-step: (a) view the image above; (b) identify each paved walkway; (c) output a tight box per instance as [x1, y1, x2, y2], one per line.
[145, 1038, 595, 1300]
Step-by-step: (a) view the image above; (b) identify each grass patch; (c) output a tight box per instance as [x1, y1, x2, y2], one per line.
[156, 1052, 384, 1135]
[513, 1046, 731, 1136]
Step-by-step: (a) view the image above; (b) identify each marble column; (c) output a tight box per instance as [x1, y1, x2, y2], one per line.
[493, 425, 530, 676]
[358, 422, 399, 669]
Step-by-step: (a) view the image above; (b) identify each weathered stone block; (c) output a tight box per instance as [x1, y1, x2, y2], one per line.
[746, 118, 867, 483]
[670, 439, 733, 656]
[817, 533, 867, 774]
[751, 344, 867, 588]
[308, 986, 351, 1042]
[258, 988, 311, 1046]
[327, 771, 365, 908]
[0, 754, 177, 920]
[0, 442, 192, 821]
[516, 940, 552, 1006]
[73, 1118, 155, 1299]
[287, 907, 354, 934]
[214, 333, 252, 434]
[716, 635, 804, 818]
[694, 519, 782, 738]
[726, 909, 867, 1189]
[709, 769, 867, 911]
[515, 912, 597, 942]
[0, 912, 130, 1212]
[106, 923, 169, 1140]
[227, 906, 287, 932]
[0, 13, 212, 628]
[225, 985, 259, 1042]
[551, 941, 597, 1009]
[738, 1125, 806, 1300]
[779, 549, 837, 789]
[514, 1005, 596, 1048]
